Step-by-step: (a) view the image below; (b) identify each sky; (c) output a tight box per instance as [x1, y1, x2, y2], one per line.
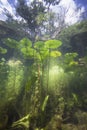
[0, 0, 16, 20]
[0, 0, 86, 24]
[57, 0, 85, 24]
[74, 0, 87, 7]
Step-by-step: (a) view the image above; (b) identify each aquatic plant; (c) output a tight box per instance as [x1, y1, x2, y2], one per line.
[11, 114, 30, 129]
[64, 52, 78, 64]
[45, 39, 62, 49]
[6, 59, 24, 99]
[3, 37, 87, 130]
[4, 38, 19, 49]
[4, 37, 62, 63]
[0, 46, 7, 54]
[41, 95, 49, 112]
[0, 58, 9, 105]
[3, 38, 78, 101]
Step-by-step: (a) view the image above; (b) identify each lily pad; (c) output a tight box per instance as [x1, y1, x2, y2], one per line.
[21, 48, 36, 57]
[34, 41, 45, 49]
[45, 40, 62, 49]
[69, 61, 78, 66]
[40, 49, 49, 60]
[35, 52, 41, 60]
[65, 52, 78, 58]
[64, 53, 78, 64]
[20, 38, 32, 48]
[50, 51, 61, 57]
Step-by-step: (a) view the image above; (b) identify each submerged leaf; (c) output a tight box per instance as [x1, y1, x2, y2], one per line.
[50, 51, 61, 57]
[69, 61, 78, 66]
[25, 76, 37, 92]
[34, 41, 45, 49]
[39, 49, 49, 60]
[35, 52, 41, 60]
[45, 40, 62, 49]
[0, 47, 7, 54]
[72, 93, 78, 103]
[64, 52, 78, 64]
[41, 95, 49, 111]
[4, 38, 19, 48]
[65, 52, 78, 58]
[21, 48, 36, 57]
[20, 38, 32, 48]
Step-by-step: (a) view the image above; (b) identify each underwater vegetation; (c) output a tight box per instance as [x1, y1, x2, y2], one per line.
[0, 37, 87, 130]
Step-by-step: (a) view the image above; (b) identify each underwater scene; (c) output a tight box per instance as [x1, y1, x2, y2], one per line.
[0, 0, 87, 130]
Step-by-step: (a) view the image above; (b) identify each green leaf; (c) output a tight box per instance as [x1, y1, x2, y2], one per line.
[65, 52, 78, 58]
[21, 48, 36, 57]
[0, 47, 7, 54]
[19, 38, 32, 48]
[69, 61, 78, 66]
[4, 38, 19, 48]
[25, 76, 37, 92]
[34, 41, 50, 60]
[41, 95, 49, 111]
[72, 93, 78, 103]
[34, 41, 45, 49]
[50, 51, 61, 57]
[45, 40, 62, 49]
[64, 52, 78, 64]
[35, 52, 41, 60]
[40, 49, 49, 60]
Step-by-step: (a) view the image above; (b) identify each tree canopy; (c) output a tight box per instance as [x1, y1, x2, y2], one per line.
[5, 0, 61, 41]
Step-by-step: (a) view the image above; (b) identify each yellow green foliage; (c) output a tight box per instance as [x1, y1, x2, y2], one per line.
[45, 40, 62, 49]
[50, 51, 61, 57]
[0, 47, 7, 54]
[41, 95, 49, 111]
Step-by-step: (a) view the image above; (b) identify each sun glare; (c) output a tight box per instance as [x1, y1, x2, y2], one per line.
[46, 65, 64, 91]
[48, 65, 64, 85]
[49, 66, 64, 77]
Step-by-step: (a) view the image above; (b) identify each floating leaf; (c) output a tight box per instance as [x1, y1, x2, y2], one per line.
[21, 48, 36, 57]
[69, 61, 78, 66]
[35, 52, 41, 60]
[21, 47, 35, 57]
[4, 38, 18, 48]
[0, 47, 7, 54]
[35, 51, 49, 61]
[34, 41, 50, 60]
[65, 52, 78, 58]
[34, 41, 45, 49]
[64, 52, 78, 64]
[45, 40, 62, 49]
[50, 51, 61, 57]
[39, 49, 49, 60]
[20, 38, 32, 48]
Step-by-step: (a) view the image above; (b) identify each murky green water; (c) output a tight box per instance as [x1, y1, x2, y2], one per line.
[0, 36, 87, 130]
